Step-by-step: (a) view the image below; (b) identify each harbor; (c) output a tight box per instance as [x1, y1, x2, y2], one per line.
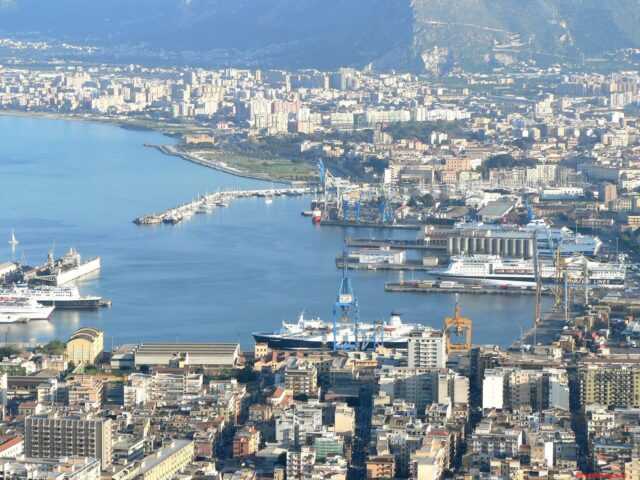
[0, 115, 542, 347]
[133, 186, 310, 226]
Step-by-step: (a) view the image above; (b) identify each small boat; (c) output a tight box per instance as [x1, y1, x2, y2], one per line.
[8, 230, 18, 247]
[301, 211, 313, 217]
[312, 209, 322, 224]
[265, 196, 273, 205]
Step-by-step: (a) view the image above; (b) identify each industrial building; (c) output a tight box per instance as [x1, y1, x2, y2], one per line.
[423, 226, 535, 259]
[133, 343, 241, 369]
[66, 328, 104, 366]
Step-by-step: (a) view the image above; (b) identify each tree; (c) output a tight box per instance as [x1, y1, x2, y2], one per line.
[36, 340, 66, 356]
[421, 193, 435, 208]
[0, 345, 22, 359]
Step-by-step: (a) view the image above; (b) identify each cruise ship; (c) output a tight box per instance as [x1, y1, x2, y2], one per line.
[0, 295, 55, 321]
[433, 254, 626, 289]
[32, 248, 101, 286]
[0, 285, 104, 309]
[253, 312, 423, 350]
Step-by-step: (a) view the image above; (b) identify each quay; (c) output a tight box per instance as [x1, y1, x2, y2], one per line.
[336, 259, 437, 272]
[133, 187, 310, 226]
[346, 237, 436, 251]
[319, 220, 421, 230]
[510, 310, 568, 349]
[385, 280, 553, 297]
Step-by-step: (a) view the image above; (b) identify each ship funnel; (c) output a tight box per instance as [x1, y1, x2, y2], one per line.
[389, 312, 402, 327]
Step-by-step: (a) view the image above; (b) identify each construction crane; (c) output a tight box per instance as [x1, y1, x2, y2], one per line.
[553, 248, 571, 318]
[443, 295, 473, 354]
[332, 261, 360, 352]
[533, 231, 542, 326]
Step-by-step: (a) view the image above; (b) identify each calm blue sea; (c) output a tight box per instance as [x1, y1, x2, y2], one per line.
[0, 115, 537, 348]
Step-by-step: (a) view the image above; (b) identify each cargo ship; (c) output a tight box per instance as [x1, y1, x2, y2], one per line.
[32, 248, 101, 286]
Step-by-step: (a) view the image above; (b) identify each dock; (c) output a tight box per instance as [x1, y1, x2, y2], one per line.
[319, 220, 421, 230]
[385, 280, 553, 296]
[510, 310, 569, 348]
[133, 187, 310, 226]
[346, 237, 438, 251]
[336, 259, 437, 272]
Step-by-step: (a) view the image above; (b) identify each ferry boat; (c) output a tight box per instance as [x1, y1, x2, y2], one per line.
[433, 254, 625, 289]
[253, 312, 423, 350]
[0, 284, 104, 309]
[0, 295, 55, 321]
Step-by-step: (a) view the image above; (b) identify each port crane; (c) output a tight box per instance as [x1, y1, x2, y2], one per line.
[332, 260, 361, 352]
[443, 295, 473, 353]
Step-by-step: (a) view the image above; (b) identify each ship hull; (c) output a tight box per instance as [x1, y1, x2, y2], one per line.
[252, 334, 407, 350]
[434, 273, 624, 289]
[36, 298, 103, 309]
[54, 257, 101, 286]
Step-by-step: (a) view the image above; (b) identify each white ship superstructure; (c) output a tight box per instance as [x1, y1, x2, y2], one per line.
[253, 312, 424, 349]
[434, 254, 625, 289]
[0, 295, 55, 321]
[0, 284, 103, 309]
[34, 248, 101, 286]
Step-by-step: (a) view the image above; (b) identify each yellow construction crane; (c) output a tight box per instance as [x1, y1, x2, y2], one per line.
[443, 296, 473, 354]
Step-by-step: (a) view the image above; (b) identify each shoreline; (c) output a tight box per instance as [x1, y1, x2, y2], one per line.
[144, 144, 292, 185]
[0, 109, 302, 184]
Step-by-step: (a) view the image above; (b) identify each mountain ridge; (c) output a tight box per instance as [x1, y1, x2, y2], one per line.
[0, 0, 639, 70]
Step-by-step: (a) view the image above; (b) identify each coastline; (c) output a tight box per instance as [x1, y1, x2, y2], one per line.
[0, 109, 300, 184]
[144, 144, 292, 185]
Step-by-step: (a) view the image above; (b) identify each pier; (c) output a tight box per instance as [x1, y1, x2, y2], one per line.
[385, 280, 553, 296]
[346, 237, 439, 251]
[510, 310, 568, 349]
[133, 187, 310, 226]
[336, 259, 438, 272]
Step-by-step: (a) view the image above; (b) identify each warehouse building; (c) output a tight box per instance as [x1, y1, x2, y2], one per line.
[133, 343, 241, 369]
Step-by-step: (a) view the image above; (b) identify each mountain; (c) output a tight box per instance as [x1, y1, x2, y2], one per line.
[0, 0, 639, 70]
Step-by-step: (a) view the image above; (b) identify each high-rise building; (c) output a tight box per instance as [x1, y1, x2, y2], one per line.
[284, 359, 318, 397]
[25, 415, 112, 467]
[408, 329, 447, 369]
[579, 363, 640, 408]
[482, 369, 505, 410]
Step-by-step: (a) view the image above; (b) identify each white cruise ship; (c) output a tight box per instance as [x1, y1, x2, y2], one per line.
[434, 254, 625, 289]
[0, 295, 55, 321]
[0, 285, 103, 309]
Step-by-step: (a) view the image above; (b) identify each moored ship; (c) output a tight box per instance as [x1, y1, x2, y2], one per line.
[0, 284, 105, 309]
[433, 254, 626, 289]
[0, 295, 55, 321]
[253, 312, 422, 350]
[32, 248, 101, 286]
